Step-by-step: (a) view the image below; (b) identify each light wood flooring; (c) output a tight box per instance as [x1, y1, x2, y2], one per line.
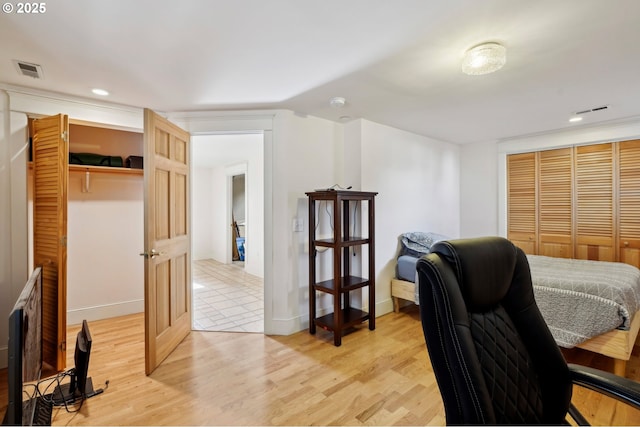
[3, 306, 640, 425]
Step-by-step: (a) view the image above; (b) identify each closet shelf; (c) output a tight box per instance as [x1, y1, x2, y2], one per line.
[28, 162, 143, 176]
[69, 164, 143, 175]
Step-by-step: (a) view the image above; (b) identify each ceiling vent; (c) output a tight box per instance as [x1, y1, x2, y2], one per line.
[575, 105, 609, 115]
[13, 60, 44, 79]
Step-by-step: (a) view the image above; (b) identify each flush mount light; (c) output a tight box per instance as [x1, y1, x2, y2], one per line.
[462, 42, 506, 75]
[91, 88, 109, 96]
[569, 116, 583, 123]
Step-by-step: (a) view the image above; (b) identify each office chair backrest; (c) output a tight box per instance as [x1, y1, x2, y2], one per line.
[417, 237, 572, 424]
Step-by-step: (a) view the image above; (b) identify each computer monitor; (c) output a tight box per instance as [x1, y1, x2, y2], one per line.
[4, 267, 43, 426]
[52, 320, 97, 404]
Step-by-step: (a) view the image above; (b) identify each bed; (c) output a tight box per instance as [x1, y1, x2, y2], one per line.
[391, 233, 640, 376]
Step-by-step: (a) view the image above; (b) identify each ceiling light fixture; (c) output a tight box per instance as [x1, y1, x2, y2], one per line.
[569, 116, 583, 123]
[92, 88, 109, 96]
[462, 42, 506, 75]
[329, 97, 346, 108]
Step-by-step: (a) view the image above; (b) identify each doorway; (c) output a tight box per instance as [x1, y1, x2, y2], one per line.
[190, 133, 264, 333]
[231, 173, 246, 265]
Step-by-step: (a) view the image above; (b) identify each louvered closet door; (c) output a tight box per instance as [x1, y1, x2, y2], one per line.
[575, 143, 615, 261]
[507, 152, 537, 254]
[32, 114, 68, 371]
[619, 139, 640, 268]
[538, 148, 573, 258]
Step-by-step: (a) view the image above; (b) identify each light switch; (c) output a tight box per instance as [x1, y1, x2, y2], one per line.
[293, 218, 304, 232]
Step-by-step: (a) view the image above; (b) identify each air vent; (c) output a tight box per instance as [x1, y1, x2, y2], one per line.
[575, 105, 609, 115]
[13, 60, 44, 79]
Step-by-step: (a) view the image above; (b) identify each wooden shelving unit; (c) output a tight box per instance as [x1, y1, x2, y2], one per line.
[306, 190, 377, 346]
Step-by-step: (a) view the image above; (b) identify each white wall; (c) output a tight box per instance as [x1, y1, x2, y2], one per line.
[0, 98, 30, 369]
[192, 166, 215, 260]
[275, 112, 340, 332]
[66, 173, 144, 325]
[459, 141, 499, 237]
[358, 120, 461, 314]
[192, 163, 238, 263]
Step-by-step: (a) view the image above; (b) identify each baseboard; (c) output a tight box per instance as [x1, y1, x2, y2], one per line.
[67, 299, 144, 326]
[267, 298, 394, 336]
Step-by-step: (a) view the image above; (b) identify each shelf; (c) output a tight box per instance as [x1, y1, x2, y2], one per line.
[314, 307, 370, 332]
[307, 189, 377, 346]
[314, 276, 369, 293]
[315, 237, 369, 247]
[28, 162, 143, 176]
[69, 164, 143, 175]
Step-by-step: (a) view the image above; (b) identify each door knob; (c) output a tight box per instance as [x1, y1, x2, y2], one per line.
[139, 249, 165, 259]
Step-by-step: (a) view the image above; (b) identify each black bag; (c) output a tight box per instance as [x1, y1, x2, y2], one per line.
[69, 152, 124, 167]
[125, 156, 143, 169]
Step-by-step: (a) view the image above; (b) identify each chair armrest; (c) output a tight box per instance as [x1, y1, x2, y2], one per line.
[568, 363, 640, 410]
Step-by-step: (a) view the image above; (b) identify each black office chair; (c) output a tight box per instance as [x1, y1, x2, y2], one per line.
[417, 236, 640, 425]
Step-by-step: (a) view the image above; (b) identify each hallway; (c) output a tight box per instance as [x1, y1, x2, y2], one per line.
[192, 259, 264, 333]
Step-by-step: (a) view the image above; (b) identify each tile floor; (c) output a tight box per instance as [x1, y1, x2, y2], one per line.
[192, 259, 264, 333]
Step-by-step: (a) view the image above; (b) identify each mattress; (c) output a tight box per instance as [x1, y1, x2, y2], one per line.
[396, 255, 419, 282]
[527, 255, 640, 348]
[399, 253, 640, 348]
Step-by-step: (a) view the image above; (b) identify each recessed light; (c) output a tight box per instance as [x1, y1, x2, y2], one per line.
[569, 117, 583, 123]
[91, 88, 109, 96]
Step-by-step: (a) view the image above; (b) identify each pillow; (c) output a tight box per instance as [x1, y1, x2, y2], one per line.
[399, 232, 449, 258]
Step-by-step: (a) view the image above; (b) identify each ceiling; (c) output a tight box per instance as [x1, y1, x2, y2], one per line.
[2, 0, 640, 144]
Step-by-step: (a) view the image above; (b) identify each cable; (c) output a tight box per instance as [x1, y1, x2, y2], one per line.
[33, 369, 87, 413]
[326, 184, 352, 191]
[325, 201, 334, 230]
[314, 201, 334, 232]
[352, 201, 358, 256]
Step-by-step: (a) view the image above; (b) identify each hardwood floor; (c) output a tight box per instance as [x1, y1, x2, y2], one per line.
[2, 306, 640, 425]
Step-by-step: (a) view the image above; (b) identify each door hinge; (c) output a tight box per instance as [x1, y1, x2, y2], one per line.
[61, 235, 67, 247]
[62, 131, 68, 143]
[60, 340, 66, 351]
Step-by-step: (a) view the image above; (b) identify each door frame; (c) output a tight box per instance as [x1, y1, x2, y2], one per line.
[170, 113, 273, 334]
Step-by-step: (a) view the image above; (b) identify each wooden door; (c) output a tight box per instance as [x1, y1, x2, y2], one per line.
[143, 109, 191, 375]
[507, 152, 537, 254]
[538, 147, 573, 258]
[618, 140, 640, 268]
[574, 143, 615, 261]
[31, 114, 68, 371]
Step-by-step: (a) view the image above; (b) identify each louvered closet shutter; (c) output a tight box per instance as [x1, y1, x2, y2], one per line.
[507, 152, 537, 254]
[575, 143, 615, 261]
[538, 148, 573, 258]
[619, 139, 640, 268]
[32, 114, 68, 370]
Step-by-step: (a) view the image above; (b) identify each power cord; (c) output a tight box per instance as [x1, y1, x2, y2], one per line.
[29, 370, 110, 414]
